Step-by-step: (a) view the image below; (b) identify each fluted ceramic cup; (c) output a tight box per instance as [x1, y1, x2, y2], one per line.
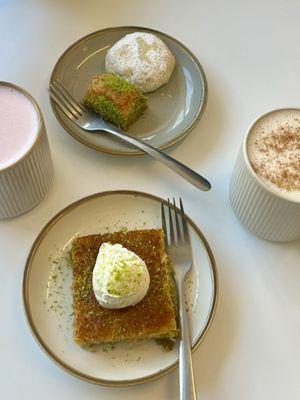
[0, 82, 53, 219]
[229, 108, 300, 242]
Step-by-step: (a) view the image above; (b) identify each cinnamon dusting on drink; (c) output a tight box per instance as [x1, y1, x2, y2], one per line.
[248, 114, 300, 194]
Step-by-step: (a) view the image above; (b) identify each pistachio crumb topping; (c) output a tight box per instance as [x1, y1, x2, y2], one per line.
[92, 243, 150, 309]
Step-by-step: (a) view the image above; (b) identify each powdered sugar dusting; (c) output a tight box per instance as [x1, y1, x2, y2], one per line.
[105, 32, 175, 93]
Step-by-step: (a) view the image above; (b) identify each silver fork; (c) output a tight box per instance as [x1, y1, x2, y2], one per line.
[48, 80, 211, 192]
[162, 198, 197, 400]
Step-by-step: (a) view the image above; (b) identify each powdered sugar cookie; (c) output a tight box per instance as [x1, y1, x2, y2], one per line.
[105, 32, 175, 93]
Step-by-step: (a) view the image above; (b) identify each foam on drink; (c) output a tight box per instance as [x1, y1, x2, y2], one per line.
[247, 109, 300, 202]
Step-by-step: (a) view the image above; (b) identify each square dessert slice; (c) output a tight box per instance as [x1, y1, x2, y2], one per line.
[71, 229, 177, 345]
[83, 73, 147, 130]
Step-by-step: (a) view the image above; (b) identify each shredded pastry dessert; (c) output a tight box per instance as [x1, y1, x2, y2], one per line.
[84, 73, 147, 130]
[71, 229, 177, 346]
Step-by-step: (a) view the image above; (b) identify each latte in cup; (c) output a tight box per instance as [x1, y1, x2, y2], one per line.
[230, 108, 300, 242]
[247, 109, 300, 202]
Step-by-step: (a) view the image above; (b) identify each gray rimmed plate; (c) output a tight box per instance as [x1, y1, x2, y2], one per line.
[23, 190, 218, 386]
[49, 26, 208, 155]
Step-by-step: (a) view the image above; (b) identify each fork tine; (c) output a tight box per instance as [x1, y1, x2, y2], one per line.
[54, 80, 86, 113]
[173, 198, 183, 245]
[48, 90, 77, 121]
[79, 100, 87, 110]
[49, 83, 79, 119]
[167, 198, 175, 246]
[179, 197, 190, 245]
[161, 202, 168, 245]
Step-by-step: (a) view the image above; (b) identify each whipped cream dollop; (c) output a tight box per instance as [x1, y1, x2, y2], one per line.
[92, 243, 150, 309]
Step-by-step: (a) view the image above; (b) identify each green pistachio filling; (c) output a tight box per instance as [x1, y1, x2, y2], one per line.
[83, 73, 147, 130]
[103, 73, 139, 94]
[84, 95, 126, 129]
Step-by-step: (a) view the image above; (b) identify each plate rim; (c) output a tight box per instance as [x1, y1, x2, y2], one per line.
[49, 26, 208, 156]
[23, 190, 218, 386]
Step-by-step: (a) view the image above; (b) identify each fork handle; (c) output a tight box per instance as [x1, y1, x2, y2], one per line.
[101, 126, 211, 192]
[177, 278, 197, 400]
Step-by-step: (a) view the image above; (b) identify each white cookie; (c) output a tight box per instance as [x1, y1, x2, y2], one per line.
[105, 32, 175, 93]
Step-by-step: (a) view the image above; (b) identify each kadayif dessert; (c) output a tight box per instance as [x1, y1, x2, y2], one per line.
[105, 32, 175, 93]
[71, 229, 177, 345]
[83, 73, 147, 131]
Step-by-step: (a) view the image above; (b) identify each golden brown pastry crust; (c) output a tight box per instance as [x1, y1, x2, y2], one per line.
[71, 229, 177, 345]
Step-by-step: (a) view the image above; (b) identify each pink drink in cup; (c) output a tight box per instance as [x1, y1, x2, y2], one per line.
[0, 85, 39, 169]
[0, 82, 53, 218]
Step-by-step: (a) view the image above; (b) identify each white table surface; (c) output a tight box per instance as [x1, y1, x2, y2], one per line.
[1, 0, 300, 399]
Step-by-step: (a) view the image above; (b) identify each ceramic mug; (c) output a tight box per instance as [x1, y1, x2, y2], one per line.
[229, 108, 300, 242]
[0, 82, 53, 219]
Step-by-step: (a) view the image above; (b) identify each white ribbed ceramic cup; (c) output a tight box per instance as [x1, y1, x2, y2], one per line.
[229, 108, 300, 242]
[0, 82, 53, 219]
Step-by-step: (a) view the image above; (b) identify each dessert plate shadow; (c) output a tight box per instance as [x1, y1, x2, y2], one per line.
[23, 190, 218, 386]
[49, 26, 208, 155]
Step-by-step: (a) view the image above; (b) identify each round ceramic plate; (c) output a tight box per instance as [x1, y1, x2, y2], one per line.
[23, 191, 217, 386]
[49, 26, 208, 155]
